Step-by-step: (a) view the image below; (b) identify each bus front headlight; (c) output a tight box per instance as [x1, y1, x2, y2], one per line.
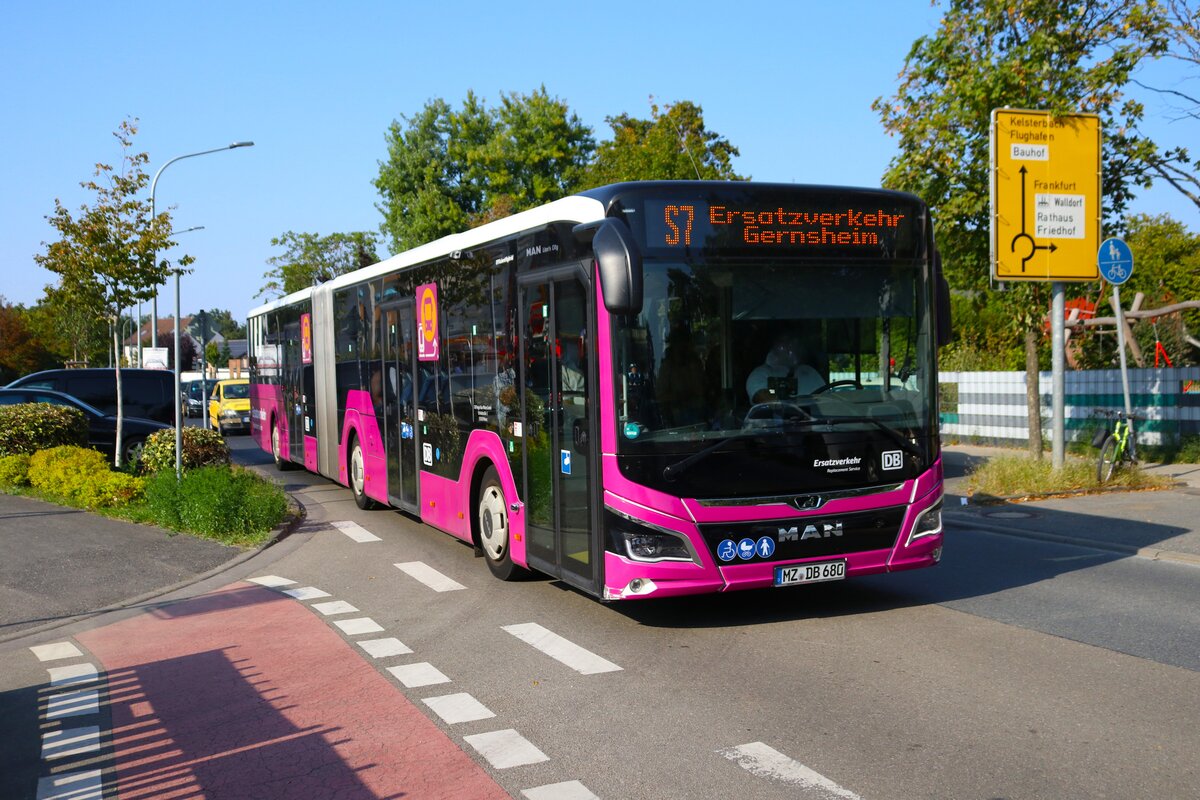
[606, 509, 698, 564]
[907, 498, 943, 545]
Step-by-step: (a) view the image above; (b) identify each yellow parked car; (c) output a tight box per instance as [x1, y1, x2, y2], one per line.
[208, 378, 251, 435]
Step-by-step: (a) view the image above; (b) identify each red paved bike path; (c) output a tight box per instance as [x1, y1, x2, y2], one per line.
[76, 582, 509, 800]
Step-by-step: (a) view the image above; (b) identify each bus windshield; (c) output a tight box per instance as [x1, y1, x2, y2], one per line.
[612, 255, 936, 498]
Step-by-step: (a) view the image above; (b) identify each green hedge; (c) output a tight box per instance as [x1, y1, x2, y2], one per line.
[0, 404, 88, 456]
[28, 445, 145, 509]
[140, 427, 230, 474]
[144, 465, 287, 544]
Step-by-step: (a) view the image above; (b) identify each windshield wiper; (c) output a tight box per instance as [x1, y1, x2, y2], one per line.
[663, 431, 769, 482]
[814, 415, 924, 459]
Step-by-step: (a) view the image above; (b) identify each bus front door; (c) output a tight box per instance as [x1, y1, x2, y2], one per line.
[519, 270, 598, 594]
[384, 302, 419, 512]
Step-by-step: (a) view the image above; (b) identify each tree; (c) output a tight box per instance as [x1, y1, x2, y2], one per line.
[0, 298, 55, 383]
[874, 0, 1171, 456]
[1129, 0, 1200, 210]
[188, 307, 244, 340]
[375, 87, 594, 253]
[34, 119, 193, 467]
[583, 99, 745, 185]
[258, 231, 380, 299]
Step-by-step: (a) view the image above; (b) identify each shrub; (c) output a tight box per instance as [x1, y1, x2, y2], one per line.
[77, 471, 146, 508]
[139, 427, 230, 474]
[27, 445, 144, 508]
[1178, 435, 1200, 465]
[0, 453, 32, 487]
[144, 465, 287, 543]
[0, 403, 87, 456]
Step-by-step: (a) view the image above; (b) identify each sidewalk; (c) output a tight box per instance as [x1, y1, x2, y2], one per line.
[942, 444, 1200, 566]
[0, 493, 247, 642]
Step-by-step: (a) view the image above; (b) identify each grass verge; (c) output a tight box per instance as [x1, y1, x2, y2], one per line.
[966, 454, 1173, 501]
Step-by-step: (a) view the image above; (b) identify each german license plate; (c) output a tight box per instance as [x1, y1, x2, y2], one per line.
[775, 560, 846, 587]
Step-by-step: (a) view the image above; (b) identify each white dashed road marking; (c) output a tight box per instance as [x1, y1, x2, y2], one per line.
[502, 623, 622, 675]
[47, 663, 98, 687]
[388, 662, 451, 688]
[246, 575, 296, 588]
[36, 768, 103, 800]
[42, 725, 101, 760]
[30, 642, 83, 662]
[331, 520, 382, 542]
[395, 561, 466, 592]
[282, 586, 332, 601]
[719, 742, 862, 799]
[423, 692, 496, 724]
[332, 617, 386, 636]
[522, 780, 601, 800]
[46, 688, 100, 719]
[358, 637, 413, 658]
[464, 729, 550, 769]
[312, 600, 359, 616]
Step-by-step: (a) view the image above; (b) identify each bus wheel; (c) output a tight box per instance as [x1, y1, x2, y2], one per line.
[272, 421, 294, 471]
[350, 436, 377, 510]
[478, 466, 525, 581]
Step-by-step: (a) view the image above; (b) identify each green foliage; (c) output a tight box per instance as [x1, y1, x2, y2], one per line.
[375, 87, 595, 252]
[144, 465, 287, 543]
[27, 445, 145, 508]
[139, 427, 230, 474]
[32, 285, 108, 368]
[0, 298, 57, 384]
[0, 453, 32, 486]
[0, 403, 88, 456]
[258, 231, 380, 299]
[583, 99, 744, 185]
[188, 308, 245, 339]
[1177, 435, 1200, 464]
[939, 292, 1036, 371]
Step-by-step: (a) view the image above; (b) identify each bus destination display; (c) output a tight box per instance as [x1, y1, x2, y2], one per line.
[645, 199, 914, 253]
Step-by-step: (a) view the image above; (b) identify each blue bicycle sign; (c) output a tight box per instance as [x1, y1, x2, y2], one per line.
[1097, 238, 1133, 285]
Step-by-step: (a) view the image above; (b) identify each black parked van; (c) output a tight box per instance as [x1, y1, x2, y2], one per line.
[6, 368, 176, 424]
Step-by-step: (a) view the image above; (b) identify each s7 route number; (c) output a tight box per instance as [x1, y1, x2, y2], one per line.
[664, 205, 695, 246]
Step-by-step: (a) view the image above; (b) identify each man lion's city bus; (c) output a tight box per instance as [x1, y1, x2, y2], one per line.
[248, 181, 950, 600]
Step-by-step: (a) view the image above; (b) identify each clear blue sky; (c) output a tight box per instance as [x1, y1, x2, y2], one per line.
[2, 1, 1195, 325]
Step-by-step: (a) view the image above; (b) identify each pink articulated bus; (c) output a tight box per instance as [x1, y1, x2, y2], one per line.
[249, 181, 950, 600]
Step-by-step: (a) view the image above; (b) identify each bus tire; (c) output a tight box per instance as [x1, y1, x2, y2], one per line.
[349, 435, 377, 509]
[272, 420, 295, 471]
[478, 465, 525, 581]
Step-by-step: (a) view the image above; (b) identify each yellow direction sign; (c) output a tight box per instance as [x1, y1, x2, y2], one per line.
[990, 109, 1101, 282]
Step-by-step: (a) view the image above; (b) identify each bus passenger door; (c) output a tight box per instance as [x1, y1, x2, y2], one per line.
[519, 270, 598, 594]
[384, 302, 419, 512]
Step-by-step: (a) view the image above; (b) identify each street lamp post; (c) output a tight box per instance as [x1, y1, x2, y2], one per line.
[151, 141, 254, 478]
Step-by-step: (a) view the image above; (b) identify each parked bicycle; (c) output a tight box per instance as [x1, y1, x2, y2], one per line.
[1092, 409, 1138, 483]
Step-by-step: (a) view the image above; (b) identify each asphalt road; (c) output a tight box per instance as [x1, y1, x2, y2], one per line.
[2, 435, 1197, 799]
[223, 436, 1200, 798]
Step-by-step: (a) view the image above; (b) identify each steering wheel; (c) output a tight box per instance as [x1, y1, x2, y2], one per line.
[813, 379, 863, 394]
[743, 401, 812, 428]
